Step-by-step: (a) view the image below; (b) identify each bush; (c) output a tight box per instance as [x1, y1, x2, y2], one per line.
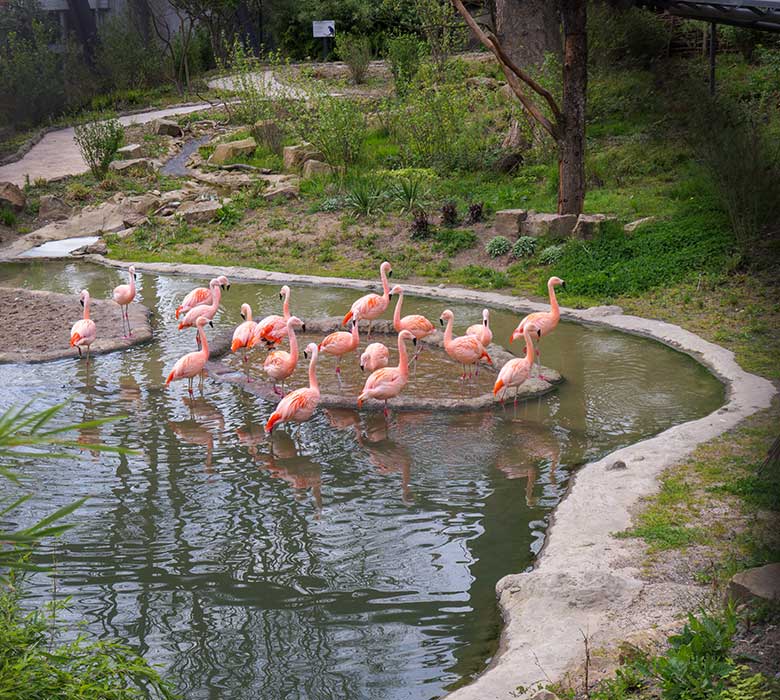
[1, 207, 16, 227]
[414, 0, 467, 75]
[433, 228, 476, 255]
[336, 33, 372, 85]
[486, 235, 511, 258]
[511, 236, 537, 259]
[74, 118, 125, 179]
[409, 209, 430, 239]
[344, 176, 386, 216]
[441, 201, 458, 227]
[466, 201, 484, 224]
[539, 244, 565, 266]
[389, 176, 430, 213]
[294, 93, 367, 169]
[589, 2, 670, 67]
[386, 34, 423, 97]
[453, 264, 509, 289]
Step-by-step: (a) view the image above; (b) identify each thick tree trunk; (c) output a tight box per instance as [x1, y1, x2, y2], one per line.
[493, 0, 561, 67]
[557, 0, 586, 215]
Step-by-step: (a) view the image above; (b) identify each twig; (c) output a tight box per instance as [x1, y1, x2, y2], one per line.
[580, 627, 591, 700]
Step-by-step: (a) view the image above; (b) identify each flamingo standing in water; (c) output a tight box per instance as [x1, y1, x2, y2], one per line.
[440, 309, 492, 380]
[357, 329, 414, 416]
[166, 316, 210, 396]
[178, 278, 222, 345]
[175, 276, 230, 319]
[510, 276, 565, 377]
[342, 261, 392, 339]
[263, 316, 304, 396]
[112, 265, 136, 337]
[390, 284, 435, 357]
[252, 285, 294, 348]
[467, 308, 493, 348]
[360, 342, 389, 372]
[318, 315, 360, 378]
[70, 289, 97, 362]
[265, 343, 321, 434]
[494, 322, 541, 408]
[231, 303, 257, 366]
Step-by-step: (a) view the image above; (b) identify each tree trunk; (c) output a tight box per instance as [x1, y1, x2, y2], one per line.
[493, 0, 561, 68]
[557, 0, 586, 215]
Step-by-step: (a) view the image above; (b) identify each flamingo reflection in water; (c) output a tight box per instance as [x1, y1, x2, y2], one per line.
[257, 431, 323, 510]
[358, 413, 413, 504]
[495, 423, 560, 507]
[168, 396, 227, 473]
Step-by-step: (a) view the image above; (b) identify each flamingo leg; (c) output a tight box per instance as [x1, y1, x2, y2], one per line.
[384, 400, 389, 418]
[188, 377, 194, 396]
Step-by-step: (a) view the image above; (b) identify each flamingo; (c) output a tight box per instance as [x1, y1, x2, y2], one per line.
[70, 289, 97, 362]
[360, 342, 390, 373]
[178, 278, 222, 342]
[510, 276, 565, 376]
[357, 329, 414, 416]
[390, 284, 435, 356]
[263, 316, 304, 396]
[231, 303, 257, 366]
[175, 276, 230, 319]
[318, 315, 360, 377]
[112, 265, 136, 337]
[265, 342, 321, 434]
[342, 261, 392, 339]
[166, 316, 210, 396]
[494, 322, 541, 408]
[440, 309, 492, 380]
[467, 308, 493, 348]
[251, 285, 294, 348]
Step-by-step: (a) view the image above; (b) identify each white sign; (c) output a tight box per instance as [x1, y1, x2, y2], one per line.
[312, 20, 335, 38]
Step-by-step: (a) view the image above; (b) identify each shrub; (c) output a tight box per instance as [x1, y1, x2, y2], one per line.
[441, 201, 458, 227]
[344, 177, 386, 216]
[433, 228, 476, 256]
[486, 235, 511, 258]
[538, 244, 565, 266]
[335, 33, 372, 85]
[409, 209, 430, 239]
[588, 2, 670, 67]
[389, 176, 430, 213]
[511, 236, 537, 259]
[66, 182, 92, 202]
[386, 34, 423, 97]
[453, 264, 509, 289]
[1, 207, 16, 227]
[414, 0, 467, 75]
[466, 201, 484, 224]
[74, 118, 125, 179]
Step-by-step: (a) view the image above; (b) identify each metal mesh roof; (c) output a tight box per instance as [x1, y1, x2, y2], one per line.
[642, 1, 780, 31]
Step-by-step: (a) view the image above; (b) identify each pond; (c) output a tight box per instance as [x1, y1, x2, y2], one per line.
[0, 261, 724, 700]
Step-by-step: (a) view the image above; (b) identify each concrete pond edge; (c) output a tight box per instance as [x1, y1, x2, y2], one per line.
[22, 256, 780, 698]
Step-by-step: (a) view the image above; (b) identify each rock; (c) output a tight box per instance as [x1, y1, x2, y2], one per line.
[85, 238, 108, 255]
[607, 460, 627, 471]
[572, 213, 617, 240]
[0, 181, 25, 212]
[531, 691, 560, 700]
[498, 83, 515, 102]
[493, 209, 529, 237]
[208, 137, 257, 166]
[38, 194, 71, 221]
[302, 159, 334, 179]
[521, 212, 578, 239]
[283, 143, 325, 172]
[251, 119, 283, 154]
[263, 183, 300, 201]
[153, 118, 183, 137]
[176, 199, 221, 223]
[728, 563, 780, 604]
[624, 216, 656, 233]
[465, 76, 501, 90]
[116, 143, 143, 158]
[127, 193, 161, 216]
[109, 158, 154, 175]
[121, 213, 149, 229]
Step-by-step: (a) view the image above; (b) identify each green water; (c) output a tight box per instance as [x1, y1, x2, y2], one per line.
[0, 261, 724, 700]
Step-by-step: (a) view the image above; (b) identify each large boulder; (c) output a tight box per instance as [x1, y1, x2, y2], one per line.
[283, 143, 325, 172]
[250, 119, 283, 155]
[0, 181, 25, 212]
[521, 212, 577, 238]
[153, 119, 183, 137]
[116, 143, 143, 159]
[263, 182, 300, 201]
[302, 159, 334, 179]
[493, 208, 528, 237]
[572, 213, 617, 240]
[109, 158, 155, 175]
[176, 199, 221, 223]
[38, 194, 71, 221]
[624, 215, 656, 233]
[728, 563, 780, 604]
[208, 137, 257, 166]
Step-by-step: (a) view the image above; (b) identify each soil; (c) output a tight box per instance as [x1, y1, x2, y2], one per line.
[0, 287, 152, 362]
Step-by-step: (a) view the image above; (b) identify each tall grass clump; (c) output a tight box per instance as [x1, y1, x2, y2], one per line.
[386, 34, 423, 97]
[74, 117, 124, 179]
[335, 33, 372, 85]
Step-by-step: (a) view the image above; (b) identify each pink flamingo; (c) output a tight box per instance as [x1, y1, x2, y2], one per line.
[318, 314, 360, 377]
[357, 329, 414, 416]
[251, 285, 294, 348]
[175, 276, 230, 319]
[510, 276, 565, 375]
[390, 284, 435, 356]
[265, 342, 321, 434]
[360, 342, 390, 373]
[440, 309, 492, 380]
[166, 316, 210, 396]
[467, 308, 493, 348]
[263, 316, 304, 396]
[112, 265, 136, 337]
[231, 303, 257, 365]
[178, 278, 222, 341]
[494, 322, 541, 408]
[70, 289, 97, 362]
[342, 261, 392, 339]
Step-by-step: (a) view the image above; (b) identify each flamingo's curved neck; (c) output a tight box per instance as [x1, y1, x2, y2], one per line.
[393, 290, 403, 330]
[288, 325, 299, 365]
[548, 280, 560, 319]
[128, 270, 136, 297]
[82, 295, 91, 320]
[443, 315, 454, 346]
[245, 307, 253, 322]
[308, 350, 319, 393]
[380, 267, 390, 297]
[397, 334, 409, 379]
[351, 318, 360, 346]
[282, 290, 290, 319]
[523, 329, 536, 363]
[210, 285, 221, 311]
[199, 327, 210, 359]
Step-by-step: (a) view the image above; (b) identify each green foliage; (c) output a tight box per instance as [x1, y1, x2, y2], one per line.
[0, 207, 16, 227]
[486, 235, 511, 258]
[589, 2, 671, 68]
[539, 244, 565, 266]
[719, 666, 775, 700]
[385, 34, 423, 97]
[389, 176, 430, 213]
[344, 176, 386, 216]
[440, 201, 458, 227]
[409, 208, 430, 239]
[453, 264, 509, 289]
[73, 118, 124, 179]
[512, 236, 537, 259]
[335, 33, 372, 84]
[433, 228, 476, 256]
[413, 0, 466, 75]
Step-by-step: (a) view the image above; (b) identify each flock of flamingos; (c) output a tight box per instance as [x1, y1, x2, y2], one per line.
[69, 261, 565, 435]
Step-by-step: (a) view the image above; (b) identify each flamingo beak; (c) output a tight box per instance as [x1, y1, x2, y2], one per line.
[388, 270, 393, 277]
[240, 312, 246, 320]
[537, 329, 542, 338]
[80, 299, 84, 307]
[304, 350, 309, 359]
[360, 364, 364, 372]
[226, 284, 231, 290]
[279, 293, 283, 300]
[484, 319, 488, 326]
[209, 321, 214, 328]
[439, 318, 444, 326]
[412, 337, 417, 346]
[388, 293, 393, 300]
[510, 331, 517, 343]
[561, 281, 566, 290]
[301, 322, 306, 332]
